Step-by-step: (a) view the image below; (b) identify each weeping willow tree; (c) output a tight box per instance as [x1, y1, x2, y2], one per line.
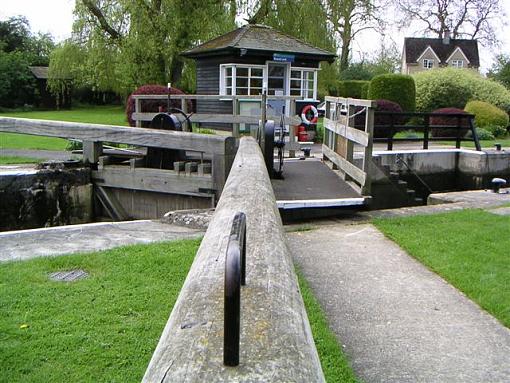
[241, 0, 339, 98]
[49, 0, 237, 97]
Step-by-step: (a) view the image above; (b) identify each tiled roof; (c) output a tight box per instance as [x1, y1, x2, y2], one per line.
[404, 37, 479, 67]
[29, 66, 49, 79]
[182, 24, 335, 61]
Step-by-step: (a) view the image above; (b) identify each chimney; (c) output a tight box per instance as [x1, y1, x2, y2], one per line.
[443, 30, 451, 45]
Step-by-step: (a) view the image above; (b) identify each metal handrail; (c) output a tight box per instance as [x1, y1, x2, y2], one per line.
[224, 212, 246, 367]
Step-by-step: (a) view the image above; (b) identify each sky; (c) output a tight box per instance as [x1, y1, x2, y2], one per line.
[1, 0, 509, 73]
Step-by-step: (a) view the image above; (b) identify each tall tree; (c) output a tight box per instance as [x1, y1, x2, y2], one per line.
[69, 0, 236, 95]
[321, 0, 381, 71]
[488, 54, 510, 90]
[395, 0, 505, 46]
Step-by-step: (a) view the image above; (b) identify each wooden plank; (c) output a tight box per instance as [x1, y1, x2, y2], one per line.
[362, 107, 375, 196]
[131, 112, 302, 126]
[0, 117, 235, 155]
[323, 119, 369, 147]
[142, 137, 325, 382]
[325, 96, 376, 108]
[322, 144, 366, 186]
[95, 186, 130, 221]
[92, 166, 214, 197]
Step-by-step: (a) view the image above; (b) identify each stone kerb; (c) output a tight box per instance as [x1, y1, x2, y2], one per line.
[143, 136, 325, 382]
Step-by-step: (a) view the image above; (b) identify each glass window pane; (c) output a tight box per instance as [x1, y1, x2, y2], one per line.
[250, 88, 262, 95]
[290, 89, 301, 96]
[307, 89, 314, 98]
[237, 77, 248, 87]
[291, 79, 301, 89]
[291, 70, 301, 79]
[226, 87, 232, 95]
[236, 87, 248, 95]
[269, 66, 284, 77]
[237, 67, 248, 77]
[226, 67, 232, 76]
[226, 78, 232, 87]
[251, 68, 263, 77]
[250, 78, 262, 88]
[268, 78, 284, 89]
[306, 71, 314, 80]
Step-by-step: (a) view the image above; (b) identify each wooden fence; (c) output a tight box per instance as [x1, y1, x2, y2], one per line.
[0, 117, 237, 217]
[131, 93, 304, 155]
[323, 96, 375, 196]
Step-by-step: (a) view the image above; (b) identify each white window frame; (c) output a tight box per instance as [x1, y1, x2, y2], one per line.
[451, 59, 464, 68]
[423, 59, 434, 69]
[289, 66, 318, 100]
[219, 63, 266, 96]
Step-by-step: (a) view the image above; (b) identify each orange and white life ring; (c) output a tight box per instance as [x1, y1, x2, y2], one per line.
[301, 104, 318, 125]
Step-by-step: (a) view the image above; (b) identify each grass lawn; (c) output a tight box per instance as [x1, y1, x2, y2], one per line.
[297, 268, 359, 383]
[0, 156, 40, 165]
[0, 133, 68, 151]
[374, 209, 510, 328]
[0, 239, 200, 383]
[0, 106, 127, 151]
[0, 105, 127, 126]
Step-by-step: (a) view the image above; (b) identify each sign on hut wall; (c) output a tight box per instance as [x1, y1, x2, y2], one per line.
[273, 53, 295, 63]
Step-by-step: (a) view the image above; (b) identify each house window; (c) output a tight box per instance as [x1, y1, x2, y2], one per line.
[220, 64, 264, 96]
[423, 59, 434, 69]
[290, 69, 316, 99]
[451, 60, 464, 68]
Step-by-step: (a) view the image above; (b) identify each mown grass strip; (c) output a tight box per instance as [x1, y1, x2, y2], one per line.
[0, 105, 126, 151]
[296, 268, 359, 383]
[0, 239, 200, 383]
[374, 209, 510, 328]
[0, 155, 41, 165]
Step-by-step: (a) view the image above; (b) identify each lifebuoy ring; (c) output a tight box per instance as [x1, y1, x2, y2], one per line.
[301, 104, 318, 125]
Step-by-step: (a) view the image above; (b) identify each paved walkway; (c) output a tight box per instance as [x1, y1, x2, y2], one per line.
[0, 220, 203, 262]
[288, 223, 510, 383]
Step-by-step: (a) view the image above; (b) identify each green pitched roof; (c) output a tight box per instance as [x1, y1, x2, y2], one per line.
[182, 24, 336, 62]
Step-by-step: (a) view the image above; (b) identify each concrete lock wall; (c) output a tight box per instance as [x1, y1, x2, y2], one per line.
[372, 149, 510, 187]
[0, 167, 93, 232]
[143, 137, 325, 382]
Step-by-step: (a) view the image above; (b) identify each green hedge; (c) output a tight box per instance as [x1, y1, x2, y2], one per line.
[413, 68, 510, 113]
[334, 80, 370, 99]
[368, 74, 416, 111]
[465, 100, 509, 137]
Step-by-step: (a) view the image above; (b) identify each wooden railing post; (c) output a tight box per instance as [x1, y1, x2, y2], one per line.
[423, 115, 430, 150]
[456, 116, 462, 149]
[135, 98, 142, 128]
[83, 141, 102, 164]
[232, 97, 240, 138]
[362, 106, 375, 196]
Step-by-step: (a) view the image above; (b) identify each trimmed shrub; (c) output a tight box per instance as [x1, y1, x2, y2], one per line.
[430, 107, 470, 138]
[368, 74, 416, 111]
[335, 80, 370, 99]
[471, 128, 495, 141]
[413, 68, 510, 113]
[354, 99, 404, 138]
[464, 100, 509, 137]
[126, 84, 190, 127]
